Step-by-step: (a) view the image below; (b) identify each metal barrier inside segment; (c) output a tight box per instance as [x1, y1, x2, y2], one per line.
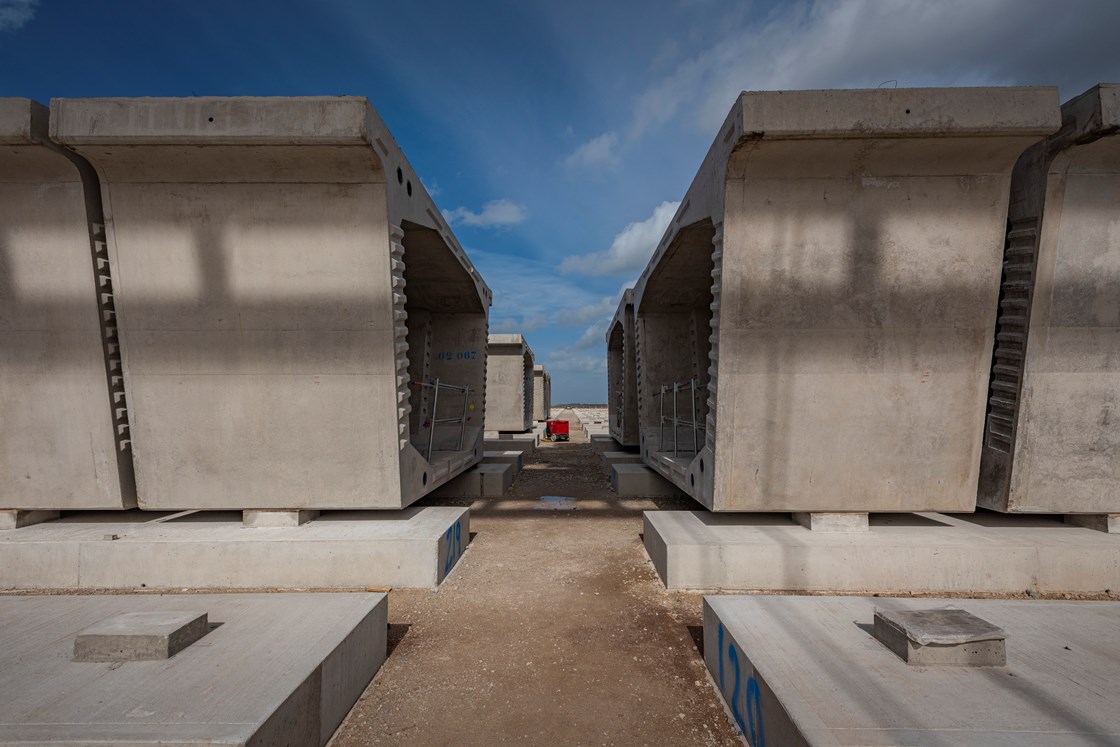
[658, 379, 707, 456]
[411, 379, 471, 462]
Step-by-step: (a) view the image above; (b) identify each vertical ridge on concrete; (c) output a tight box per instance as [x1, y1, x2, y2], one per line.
[49, 96, 490, 510]
[0, 98, 136, 510]
[978, 83, 1120, 514]
[631, 87, 1061, 512]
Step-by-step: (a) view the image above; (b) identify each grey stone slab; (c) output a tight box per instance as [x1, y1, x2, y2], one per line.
[1066, 514, 1119, 534]
[483, 450, 524, 475]
[0, 593, 386, 745]
[645, 509, 1120, 593]
[484, 438, 535, 455]
[0, 506, 468, 589]
[612, 464, 682, 497]
[74, 610, 209, 661]
[601, 451, 644, 470]
[792, 511, 869, 532]
[705, 595, 1120, 745]
[873, 607, 1007, 666]
[0, 510, 59, 530]
[243, 509, 320, 527]
[430, 463, 512, 498]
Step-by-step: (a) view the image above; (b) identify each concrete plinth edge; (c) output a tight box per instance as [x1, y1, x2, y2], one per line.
[0, 510, 60, 531]
[1065, 514, 1119, 533]
[792, 511, 869, 532]
[243, 509, 320, 528]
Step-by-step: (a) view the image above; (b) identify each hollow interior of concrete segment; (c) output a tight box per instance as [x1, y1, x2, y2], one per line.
[402, 221, 487, 463]
[522, 350, 534, 426]
[638, 220, 716, 467]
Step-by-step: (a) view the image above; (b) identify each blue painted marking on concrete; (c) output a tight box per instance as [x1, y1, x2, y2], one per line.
[719, 627, 766, 746]
[717, 622, 725, 690]
[728, 644, 747, 735]
[443, 519, 463, 577]
[747, 675, 765, 747]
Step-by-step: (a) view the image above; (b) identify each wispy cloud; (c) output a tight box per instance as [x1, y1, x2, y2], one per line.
[442, 198, 527, 228]
[560, 200, 679, 276]
[0, 0, 36, 32]
[563, 131, 620, 172]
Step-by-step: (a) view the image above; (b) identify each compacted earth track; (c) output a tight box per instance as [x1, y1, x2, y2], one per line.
[332, 410, 741, 746]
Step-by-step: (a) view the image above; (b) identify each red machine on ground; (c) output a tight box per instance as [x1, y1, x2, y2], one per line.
[544, 419, 569, 442]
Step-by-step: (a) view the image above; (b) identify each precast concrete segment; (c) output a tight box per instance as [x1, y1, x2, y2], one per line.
[979, 84, 1120, 515]
[483, 449, 524, 475]
[0, 98, 136, 510]
[533, 365, 551, 421]
[630, 87, 1061, 512]
[704, 595, 1120, 745]
[645, 509, 1120, 593]
[607, 289, 640, 447]
[0, 593, 387, 745]
[49, 97, 491, 510]
[0, 505, 469, 589]
[611, 464, 683, 497]
[485, 333, 535, 432]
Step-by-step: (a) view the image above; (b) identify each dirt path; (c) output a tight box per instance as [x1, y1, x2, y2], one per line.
[332, 411, 741, 746]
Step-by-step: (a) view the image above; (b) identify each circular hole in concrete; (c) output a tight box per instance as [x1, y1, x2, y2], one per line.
[406, 180, 413, 196]
[690, 474, 695, 487]
[905, 109, 911, 114]
[422, 472, 428, 486]
[397, 167, 403, 184]
[207, 117, 214, 123]
[699, 458, 705, 473]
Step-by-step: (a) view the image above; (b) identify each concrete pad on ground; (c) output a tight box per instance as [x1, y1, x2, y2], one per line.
[0, 593, 386, 745]
[483, 450, 524, 475]
[0, 506, 468, 590]
[612, 464, 683, 497]
[645, 510, 1120, 593]
[704, 595, 1120, 745]
[430, 463, 512, 498]
[484, 438, 535, 456]
[601, 451, 644, 471]
[589, 435, 621, 453]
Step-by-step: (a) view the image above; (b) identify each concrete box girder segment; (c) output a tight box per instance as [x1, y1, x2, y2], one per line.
[0, 99, 136, 511]
[49, 97, 491, 510]
[607, 288, 640, 447]
[484, 333, 534, 432]
[532, 364, 551, 421]
[631, 87, 1060, 512]
[978, 84, 1120, 515]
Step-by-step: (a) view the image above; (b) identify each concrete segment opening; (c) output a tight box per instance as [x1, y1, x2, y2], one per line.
[633, 87, 1060, 512]
[0, 99, 136, 511]
[978, 84, 1120, 515]
[607, 289, 639, 447]
[49, 97, 490, 510]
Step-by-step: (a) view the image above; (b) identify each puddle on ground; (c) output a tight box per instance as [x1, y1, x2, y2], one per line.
[534, 495, 578, 511]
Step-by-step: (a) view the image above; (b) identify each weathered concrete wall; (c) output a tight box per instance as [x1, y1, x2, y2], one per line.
[607, 289, 639, 446]
[979, 84, 1120, 514]
[50, 97, 490, 510]
[0, 99, 135, 510]
[484, 334, 534, 432]
[532, 365, 551, 421]
[633, 88, 1060, 512]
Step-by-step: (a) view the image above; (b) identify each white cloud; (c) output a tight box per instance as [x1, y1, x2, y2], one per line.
[563, 131, 620, 171]
[442, 198, 527, 228]
[630, 0, 1120, 137]
[560, 200, 680, 276]
[0, 0, 36, 31]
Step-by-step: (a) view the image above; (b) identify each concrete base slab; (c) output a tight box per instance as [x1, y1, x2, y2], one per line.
[484, 438, 535, 456]
[243, 509, 320, 527]
[612, 464, 683, 497]
[0, 593, 386, 745]
[1066, 514, 1119, 533]
[483, 450, 524, 475]
[589, 435, 620, 453]
[431, 463, 512, 498]
[0, 506, 468, 590]
[601, 451, 644, 471]
[0, 510, 59, 530]
[645, 510, 1120, 593]
[704, 595, 1120, 745]
[792, 511, 869, 532]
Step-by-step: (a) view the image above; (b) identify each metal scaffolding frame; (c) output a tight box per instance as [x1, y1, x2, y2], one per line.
[658, 378, 707, 456]
[411, 378, 471, 463]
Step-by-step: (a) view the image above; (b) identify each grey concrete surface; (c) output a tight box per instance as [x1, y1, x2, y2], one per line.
[630, 87, 1060, 512]
[483, 449, 524, 475]
[601, 451, 645, 471]
[704, 595, 1120, 745]
[0, 593, 386, 745]
[0, 506, 468, 589]
[607, 289, 640, 447]
[646, 509, 1120, 593]
[873, 607, 1007, 666]
[611, 464, 683, 497]
[590, 435, 622, 454]
[484, 334, 534, 432]
[1066, 513, 1119, 533]
[0, 98, 136, 511]
[49, 97, 491, 510]
[533, 365, 551, 421]
[73, 610, 209, 662]
[243, 509, 320, 527]
[979, 84, 1120, 516]
[0, 510, 59, 530]
[791, 511, 869, 532]
[484, 438, 536, 456]
[430, 463, 512, 498]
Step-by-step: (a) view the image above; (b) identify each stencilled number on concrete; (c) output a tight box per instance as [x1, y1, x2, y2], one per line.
[443, 520, 463, 576]
[436, 351, 478, 361]
[717, 623, 765, 746]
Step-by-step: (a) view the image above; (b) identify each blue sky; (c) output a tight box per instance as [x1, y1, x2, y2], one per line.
[3, 0, 1118, 402]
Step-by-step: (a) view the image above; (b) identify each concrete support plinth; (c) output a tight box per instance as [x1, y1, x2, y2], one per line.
[590, 435, 620, 454]
[792, 512, 869, 532]
[873, 607, 1007, 666]
[601, 451, 644, 471]
[1065, 514, 1119, 534]
[74, 611, 209, 662]
[0, 510, 60, 531]
[484, 438, 535, 456]
[431, 463, 512, 498]
[243, 509, 319, 528]
[483, 450, 524, 475]
[611, 464, 682, 497]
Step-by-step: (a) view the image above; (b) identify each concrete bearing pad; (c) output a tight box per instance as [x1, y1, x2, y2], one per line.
[74, 610, 209, 662]
[482, 450, 524, 475]
[873, 607, 1007, 666]
[0, 510, 59, 530]
[0, 593, 386, 745]
[590, 435, 621, 453]
[430, 463, 512, 498]
[0, 506, 468, 590]
[704, 595, 1120, 745]
[612, 464, 683, 497]
[484, 438, 535, 456]
[645, 510, 1120, 594]
[601, 451, 644, 471]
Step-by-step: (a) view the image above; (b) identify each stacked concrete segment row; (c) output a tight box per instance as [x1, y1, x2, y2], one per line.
[44, 97, 490, 511]
[606, 289, 639, 447]
[630, 87, 1061, 512]
[532, 364, 551, 421]
[978, 84, 1120, 515]
[484, 333, 534, 432]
